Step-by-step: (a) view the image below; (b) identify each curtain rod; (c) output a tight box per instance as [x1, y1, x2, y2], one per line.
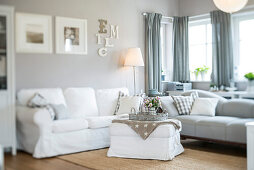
[142, 12, 173, 20]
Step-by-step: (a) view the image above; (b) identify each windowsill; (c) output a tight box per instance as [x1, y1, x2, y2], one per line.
[191, 81, 211, 83]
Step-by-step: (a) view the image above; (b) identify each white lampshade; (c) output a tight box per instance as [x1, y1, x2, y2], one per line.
[124, 48, 144, 67]
[213, 0, 248, 13]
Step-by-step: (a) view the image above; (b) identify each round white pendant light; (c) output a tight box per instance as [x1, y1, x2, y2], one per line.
[213, 0, 248, 13]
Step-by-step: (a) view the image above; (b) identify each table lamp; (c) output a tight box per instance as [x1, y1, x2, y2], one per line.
[124, 48, 144, 94]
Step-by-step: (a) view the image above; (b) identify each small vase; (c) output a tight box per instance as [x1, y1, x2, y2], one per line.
[247, 80, 254, 92]
[195, 74, 199, 81]
[201, 72, 205, 81]
[148, 107, 157, 115]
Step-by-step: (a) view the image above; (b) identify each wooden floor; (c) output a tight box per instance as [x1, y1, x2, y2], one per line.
[5, 152, 91, 170]
[4, 140, 246, 170]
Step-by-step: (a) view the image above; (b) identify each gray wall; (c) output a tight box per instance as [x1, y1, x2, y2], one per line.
[179, 0, 254, 16]
[1, 0, 179, 93]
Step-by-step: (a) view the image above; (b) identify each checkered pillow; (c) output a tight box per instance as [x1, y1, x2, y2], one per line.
[171, 92, 199, 115]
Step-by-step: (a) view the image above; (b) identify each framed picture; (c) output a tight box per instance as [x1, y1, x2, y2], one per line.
[55, 16, 87, 55]
[16, 13, 52, 53]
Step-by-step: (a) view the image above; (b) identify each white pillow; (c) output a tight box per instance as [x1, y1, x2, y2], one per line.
[64, 88, 99, 118]
[190, 98, 219, 116]
[116, 96, 142, 115]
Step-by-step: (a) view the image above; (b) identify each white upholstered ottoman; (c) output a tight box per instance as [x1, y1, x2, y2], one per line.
[107, 122, 184, 160]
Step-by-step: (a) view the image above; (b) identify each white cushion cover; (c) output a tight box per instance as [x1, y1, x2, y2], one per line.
[108, 123, 184, 160]
[17, 88, 66, 106]
[52, 119, 89, 133]
[86, 116, 116, 129]
[116, 96, 142, 115]
[191, 98, 219, 116]
[64, 88, 99, 118]
[96, 88, 129, 116]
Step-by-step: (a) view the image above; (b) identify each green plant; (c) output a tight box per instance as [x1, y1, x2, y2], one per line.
[200, 65, 209, 73]
[210, 83, 216, 88]
[244, 72, 254, 81]
[193, 65, 209, 76]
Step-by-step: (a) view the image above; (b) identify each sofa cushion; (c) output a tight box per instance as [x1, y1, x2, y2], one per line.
[160, 96, 179, 117]
[17, 88, 66, 106]
[175, 115, 208, 136]
[190, 98, 219, 116]
[64, 88, 99, 118]
[96, 88, 129, 116]
[217, 99, 254, 118]
[52, 119, 89, 133]
[86, 116, 116, 129]
[195, 116, 239, 141]
[226, 118, 254, 143]
[181, 90, 226, 114]
[110, 123, 177, 138]
[116, 96, 142, 115]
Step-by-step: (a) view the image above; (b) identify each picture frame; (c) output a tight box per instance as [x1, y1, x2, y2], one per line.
[16, 13, 52, 53]
[55, 16, 87, 55]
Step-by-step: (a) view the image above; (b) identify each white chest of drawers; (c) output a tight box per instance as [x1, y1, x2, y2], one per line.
[246, 122, 254, 170]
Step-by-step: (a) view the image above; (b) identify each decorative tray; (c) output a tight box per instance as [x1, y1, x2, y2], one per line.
[129, 112, 168, 121]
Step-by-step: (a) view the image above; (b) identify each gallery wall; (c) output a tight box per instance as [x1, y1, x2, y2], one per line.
[1, 0, 179, 93]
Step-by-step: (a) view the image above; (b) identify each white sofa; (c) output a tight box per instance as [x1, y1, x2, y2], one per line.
[16, 87, 129, 158]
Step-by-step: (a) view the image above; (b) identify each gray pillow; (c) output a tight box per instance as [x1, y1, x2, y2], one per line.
[27, 93, 48, 108]
[50, 104, 71, 120]
[27, 93, 55, 120]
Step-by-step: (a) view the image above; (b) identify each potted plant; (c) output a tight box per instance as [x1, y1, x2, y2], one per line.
[193, 68, 201, 81]
[244, 72, 254, 92]
[143, 97, 161, 115]
[193, 66, 209, 81]
[200, 65, 209, 81]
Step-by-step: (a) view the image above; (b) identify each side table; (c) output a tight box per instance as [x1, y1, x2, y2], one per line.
[246, 122, 254, 170]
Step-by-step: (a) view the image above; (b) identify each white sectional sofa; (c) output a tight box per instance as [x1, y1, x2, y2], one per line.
[16, 87, 129, 158]
[161, 90, 254, 145]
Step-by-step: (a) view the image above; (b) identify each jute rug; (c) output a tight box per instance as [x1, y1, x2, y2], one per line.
[58, 141, 246, 170]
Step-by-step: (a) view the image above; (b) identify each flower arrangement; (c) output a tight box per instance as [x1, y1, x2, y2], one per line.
[143, 96, 161, 109]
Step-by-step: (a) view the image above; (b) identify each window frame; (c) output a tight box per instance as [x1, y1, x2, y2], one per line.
[188, 18, 212, 82]
[232, 12, 254, 81]
[160, 18, 173, 82]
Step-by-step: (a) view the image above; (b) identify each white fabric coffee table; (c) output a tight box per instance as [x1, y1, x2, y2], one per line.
[107, 122, 184, 160]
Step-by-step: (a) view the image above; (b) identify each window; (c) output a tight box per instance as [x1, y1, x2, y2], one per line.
[160, 19, 173, 81]
[189, 19, 212, 81]
[233, 13, 254, 81]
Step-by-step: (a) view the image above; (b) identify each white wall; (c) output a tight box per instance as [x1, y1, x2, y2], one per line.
[0, 0, 179, 93]
[179, 0, 254, 16]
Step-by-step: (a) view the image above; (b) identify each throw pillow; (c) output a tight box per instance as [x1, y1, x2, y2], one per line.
[171, 91, 199, 115]
[190, 98, 219, 116]
[115, 95, 142, 115]
[50, 104, 71, 120]
[27, 93, 55, 120]
[27, 93, 48, 108]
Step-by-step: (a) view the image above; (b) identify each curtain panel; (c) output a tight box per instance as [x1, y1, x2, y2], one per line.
[145, 13, 162, 92]
[210, 10, 234, 87]
[173, 16, 190, 83]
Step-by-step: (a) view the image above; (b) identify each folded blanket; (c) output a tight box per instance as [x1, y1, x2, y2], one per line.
[112, 119, 181, 140]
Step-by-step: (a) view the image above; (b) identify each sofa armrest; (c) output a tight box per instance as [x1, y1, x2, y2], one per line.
[16, 106, 53, 135]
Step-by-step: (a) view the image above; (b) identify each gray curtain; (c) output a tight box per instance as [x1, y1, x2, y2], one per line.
[173, 16, 190, 83]
[211, 10, 234, 87]
[145, 13, 162, 92]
